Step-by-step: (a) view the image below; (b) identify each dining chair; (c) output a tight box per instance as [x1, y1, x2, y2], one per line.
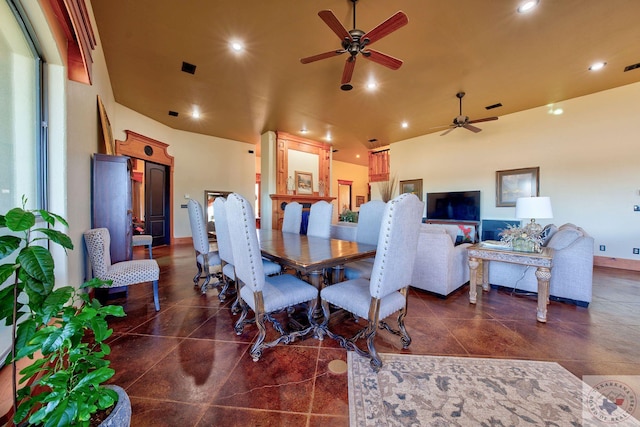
[319, 193, 424, 371]
[84, 228, 161, 311]
[132, 234, 153, 258]
[213, 197, 282, 310]
[306, 200, 333, 238]
[187, 199, 222, 295]
[343, 200, 387, 280]
[282, 201, 303, 234]
[226, 193, 318, 362]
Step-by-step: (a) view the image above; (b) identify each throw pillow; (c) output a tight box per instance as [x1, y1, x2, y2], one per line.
[540, 224, 558, 246]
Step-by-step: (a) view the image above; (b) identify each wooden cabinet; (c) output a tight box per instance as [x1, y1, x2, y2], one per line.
[92, 154, 132, 263]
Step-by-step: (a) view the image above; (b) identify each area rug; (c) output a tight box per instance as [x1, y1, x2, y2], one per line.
[348, 352, 638, 426]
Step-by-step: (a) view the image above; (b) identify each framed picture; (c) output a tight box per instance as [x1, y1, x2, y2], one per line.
[356, 195, 365, 207]
[97, 95, 115, 155]
[496, 167, 540, 207]
[294, 171, 313, 195]
[399, 179, 423, 201]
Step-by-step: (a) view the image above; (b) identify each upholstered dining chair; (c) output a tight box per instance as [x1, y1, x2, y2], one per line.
[187, 199, 222, 295]
[343, 200, 387, 280]
[282, 201, 303, 234]
[213, 197, 282, 309]
[226, 193, 318, 362]
[319, 193, 423, 371]
[84, 228, 161, 311]
[306, 200, 333, 238]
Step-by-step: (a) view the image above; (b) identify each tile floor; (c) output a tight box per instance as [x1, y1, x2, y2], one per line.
[104, 243, 640, 426]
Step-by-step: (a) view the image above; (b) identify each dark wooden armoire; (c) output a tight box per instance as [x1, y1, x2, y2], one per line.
[91, 153, 132, 263]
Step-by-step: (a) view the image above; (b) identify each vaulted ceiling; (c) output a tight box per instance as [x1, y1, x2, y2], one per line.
[91, 0, 640, 166]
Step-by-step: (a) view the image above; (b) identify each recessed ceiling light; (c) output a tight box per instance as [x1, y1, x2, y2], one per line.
[589, 61, 607, 71]
[300, 128, 309, 134]
[326, 133, 332, 141]
[356, 154, 360, 158]
[230, 41, 244, 52]
[191, 109, 201, 119]
[517, 0, 539, 13]
[551, 108, 563, 115]
[366, 81, 378, 90]
[401, 121, 409, 129]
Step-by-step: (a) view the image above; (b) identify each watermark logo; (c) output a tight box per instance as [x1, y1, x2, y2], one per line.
[584, 375, 640, 424]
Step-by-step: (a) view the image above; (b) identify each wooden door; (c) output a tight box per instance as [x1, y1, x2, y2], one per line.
[144, 161, 169, 246]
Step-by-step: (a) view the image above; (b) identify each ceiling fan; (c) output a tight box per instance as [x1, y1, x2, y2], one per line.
[439, 92, 499, 136]
[300, 0, 408, 91]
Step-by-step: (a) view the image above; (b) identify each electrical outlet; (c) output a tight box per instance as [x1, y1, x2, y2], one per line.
[634, 248, 640, 255]
[599, 245, 606, 251]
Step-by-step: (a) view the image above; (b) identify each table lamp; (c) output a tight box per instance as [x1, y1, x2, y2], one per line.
[515, 196, 553, 237]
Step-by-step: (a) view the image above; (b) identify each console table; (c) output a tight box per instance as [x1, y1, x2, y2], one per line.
[467, 244, 554, 322]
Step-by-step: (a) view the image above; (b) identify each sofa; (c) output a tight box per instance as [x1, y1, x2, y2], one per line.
[488, 223, 594, 306]
[331, 222, 471, 297]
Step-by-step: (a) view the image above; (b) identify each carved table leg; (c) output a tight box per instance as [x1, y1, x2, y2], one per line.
[481, 258, 490, 292]
[469, 257, 480, 304]
[307, 269, 325, 319]
[535, 267, 552, 323]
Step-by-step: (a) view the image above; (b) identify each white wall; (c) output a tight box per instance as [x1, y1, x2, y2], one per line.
[392, 82, 640, 261]
[114, 105, 256, 238]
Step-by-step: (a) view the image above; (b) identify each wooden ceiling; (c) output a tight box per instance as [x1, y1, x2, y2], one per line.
[91, 0, 640, 166]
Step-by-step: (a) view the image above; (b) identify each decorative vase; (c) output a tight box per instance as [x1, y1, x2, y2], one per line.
[286, 176, 294, 195]
[512, 237, 535, 252]
[99, 385, 131, 427]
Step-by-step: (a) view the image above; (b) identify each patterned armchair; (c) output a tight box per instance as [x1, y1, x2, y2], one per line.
[84, 228, 160, 311]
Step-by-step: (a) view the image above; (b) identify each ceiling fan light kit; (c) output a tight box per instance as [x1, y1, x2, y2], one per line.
[300, 0, 408, 91]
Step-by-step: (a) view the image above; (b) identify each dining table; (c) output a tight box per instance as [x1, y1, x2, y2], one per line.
[258, 229, 377, 317]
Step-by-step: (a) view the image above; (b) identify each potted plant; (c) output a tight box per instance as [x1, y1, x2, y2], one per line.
[0, 197, 129, 426]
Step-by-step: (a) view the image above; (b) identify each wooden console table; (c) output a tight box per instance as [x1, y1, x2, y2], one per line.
[467, 244, 554, 322]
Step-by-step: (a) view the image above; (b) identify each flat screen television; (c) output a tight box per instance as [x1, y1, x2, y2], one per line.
[426, 191, 480, 222]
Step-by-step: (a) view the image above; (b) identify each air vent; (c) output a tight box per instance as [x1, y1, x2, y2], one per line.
[181, 61, 197, 74]
[368, 138, 378, 143]
[485, 103, 503, 110]
[624, 62, 640, 72]
[332, 149, 339, 153]
[168, 110, 179, 117]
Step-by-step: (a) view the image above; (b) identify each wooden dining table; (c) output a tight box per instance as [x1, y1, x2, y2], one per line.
[258, 229, 377, 318]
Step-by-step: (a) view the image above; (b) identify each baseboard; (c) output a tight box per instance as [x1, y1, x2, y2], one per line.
[594, 256, 640, 272]
[173, 237, 193, 245]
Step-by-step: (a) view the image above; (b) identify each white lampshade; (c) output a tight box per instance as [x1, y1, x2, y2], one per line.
[515, 197, 553, 219]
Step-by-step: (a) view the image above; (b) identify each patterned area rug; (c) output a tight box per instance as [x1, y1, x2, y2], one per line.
[348, 353, 639, 426]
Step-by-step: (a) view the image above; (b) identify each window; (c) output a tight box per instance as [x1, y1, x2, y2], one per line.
[0, 0, 46, 213]
[0, 0, 47, 366]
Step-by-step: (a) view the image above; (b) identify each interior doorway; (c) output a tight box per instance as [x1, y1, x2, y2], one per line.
[338, 179, 353, 215]
[116, 130, 175, 245]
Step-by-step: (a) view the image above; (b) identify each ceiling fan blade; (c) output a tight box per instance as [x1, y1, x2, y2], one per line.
[341, 57, 356, 85]
[440, 127, 456, 136]
[363, 49, 403, 70]
[300, 50, 344, 64]
[361, 11, 408, 46]
[468, 116, 498, 124]
[463, 124, 482, 133]
[318, 10, 352, 41]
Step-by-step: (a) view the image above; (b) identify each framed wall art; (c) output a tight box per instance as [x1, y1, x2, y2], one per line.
[356, 195, 365, 207]
[294, 171, 313, 195]
[400, 179, 423, 201]
[496, 167, 540, 207]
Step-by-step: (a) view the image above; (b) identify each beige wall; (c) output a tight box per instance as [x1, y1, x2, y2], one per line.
[114, 105, 256, 238]
[331, 160, 369, 223]
[392, 81, 640, 261]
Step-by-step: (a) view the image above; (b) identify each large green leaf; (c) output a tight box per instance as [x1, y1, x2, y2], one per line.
[34, 228, 74, 250]
[41, 286, 74, 322]
[5, 208, 35, 232]
[72, 367, 115, 391]
[0, 235, 21, 260]
[90, 316, 109, 342]
[0, 263, 18, 285]
[0, 214, 6, 227]
[38, 210, 69, 228]
[14, 318, 37, 355]
[18, 245, 54, 284]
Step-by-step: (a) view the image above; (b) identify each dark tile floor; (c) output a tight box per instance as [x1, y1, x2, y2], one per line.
[105, 243, 640, 426]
